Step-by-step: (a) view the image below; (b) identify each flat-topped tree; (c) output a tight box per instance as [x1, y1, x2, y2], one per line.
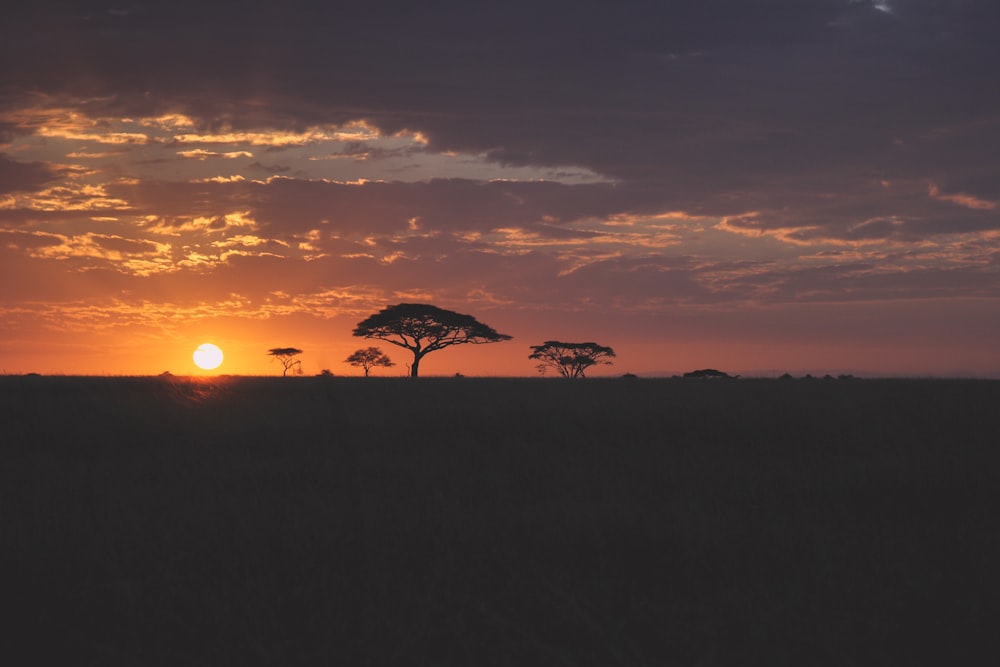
[529, 341, 616, 378]
[268, 347, 303, 376]
[345, 346, 395, 377]
[353, 303, 512, 377]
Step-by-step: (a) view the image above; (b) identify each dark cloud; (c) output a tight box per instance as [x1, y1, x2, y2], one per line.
[103, 177, 664, 236]
[247, 162, 292, 175]
[4, 2, 998, 220]
[0, 154, 63, 195]
[89, 234, 162, 254]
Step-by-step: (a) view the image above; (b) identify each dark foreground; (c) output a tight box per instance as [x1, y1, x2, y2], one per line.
[2, 375, 999, 665]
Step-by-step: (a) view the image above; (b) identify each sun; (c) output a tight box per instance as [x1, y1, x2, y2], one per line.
[193, 343, 224, 370]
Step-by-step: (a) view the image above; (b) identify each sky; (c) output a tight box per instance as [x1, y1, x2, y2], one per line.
[2, 0, 999, 377]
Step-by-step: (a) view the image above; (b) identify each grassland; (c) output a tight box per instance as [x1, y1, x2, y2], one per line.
[2, 375, 999, 665]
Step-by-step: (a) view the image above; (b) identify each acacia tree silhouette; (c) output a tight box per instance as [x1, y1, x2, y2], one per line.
[268, 347, 303, 376]
[353, 304, 511, 377]
[345, 346, 395, 377]
[529, 341, 616, 378]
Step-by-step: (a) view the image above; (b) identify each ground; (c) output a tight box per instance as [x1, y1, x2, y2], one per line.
[2, 375, 998, 665]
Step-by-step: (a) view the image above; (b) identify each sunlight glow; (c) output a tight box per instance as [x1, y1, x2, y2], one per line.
[193, 343, 224, 370]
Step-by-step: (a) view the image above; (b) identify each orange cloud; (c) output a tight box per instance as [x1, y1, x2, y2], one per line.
[928, 183, 997, 210]
[177, 149, 254, 160]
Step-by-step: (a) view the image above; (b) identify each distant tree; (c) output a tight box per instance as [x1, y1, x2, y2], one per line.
[353, 303, 512, 377]
[529, 341, 616, 378]
[683, 368, 736, 380]
[345, 347, 395, 377]
[268, 347, 303, 376]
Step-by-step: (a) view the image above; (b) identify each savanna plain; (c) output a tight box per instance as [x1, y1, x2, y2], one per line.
[2, 375, 998, 666]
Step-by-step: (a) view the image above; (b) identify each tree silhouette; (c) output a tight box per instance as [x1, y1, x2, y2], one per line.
[529, 341, 616, 378]
[345, 346, 395, 377]
[683, 368, 736, 380]
[268, 347, 303, 376]
[353, 303, 511, 377]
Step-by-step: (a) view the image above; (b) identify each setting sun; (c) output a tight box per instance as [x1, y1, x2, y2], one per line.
[193, 343, 224, 370]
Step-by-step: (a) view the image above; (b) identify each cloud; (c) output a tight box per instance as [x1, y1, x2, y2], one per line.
[929, 183, 996, 211]
[177, 149, 254, 160]
[0, 154, 64, 195]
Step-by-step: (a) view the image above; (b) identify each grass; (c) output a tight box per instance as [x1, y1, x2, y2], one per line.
[2, 375, 999, 665]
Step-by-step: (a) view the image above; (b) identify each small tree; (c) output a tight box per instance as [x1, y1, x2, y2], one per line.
[683, 368, 736, 380]
[529, 341, 616, 378]
[268, 347, 303, 376]
[345, 346, 395, 377]
[353, 303, 512, 377]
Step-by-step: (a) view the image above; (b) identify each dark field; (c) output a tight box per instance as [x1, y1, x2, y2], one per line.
[2, 375, 999, 666]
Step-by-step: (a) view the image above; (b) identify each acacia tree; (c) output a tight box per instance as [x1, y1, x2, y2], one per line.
[345, 346, 395, 377]
[529, 341, 616, 378]
[353, 303, 512, 377]
[268, 347, 303, 376]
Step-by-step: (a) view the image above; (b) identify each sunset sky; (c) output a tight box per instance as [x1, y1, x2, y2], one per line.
[2, 1, 999, 377]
